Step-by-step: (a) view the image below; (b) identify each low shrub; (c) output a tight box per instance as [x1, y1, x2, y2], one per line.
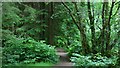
[67, 40, 82, 57]
[2, 37, 59, 65]
[71, 53, 118, 68]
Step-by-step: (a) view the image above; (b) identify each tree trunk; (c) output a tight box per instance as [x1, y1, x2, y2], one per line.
[106, 1, 115, 51]
[87, 1, 96, 54]
[40, 2, 46, 40]
[79, 28, 90, 54]
[100, 2, 106, 54]
[47, 2, 54, 45]
[62, 2, 90, 54]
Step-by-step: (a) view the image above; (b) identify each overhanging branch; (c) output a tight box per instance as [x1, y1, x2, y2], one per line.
[61, 2, 80, 30]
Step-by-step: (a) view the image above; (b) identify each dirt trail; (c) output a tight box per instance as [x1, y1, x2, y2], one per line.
[52, 48, 73, 68]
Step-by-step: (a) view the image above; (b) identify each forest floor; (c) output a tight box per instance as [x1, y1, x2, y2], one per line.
[52, 48, 73, 68]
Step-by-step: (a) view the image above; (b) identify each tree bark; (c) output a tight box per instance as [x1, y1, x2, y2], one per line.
[62, 2, 90, 54]
[47, 2, 54, 45]
[106, 1, 115, 51]
[40, 2, 46, 40]
[87, 1, 96, 53]
[101, 2, 106, 54]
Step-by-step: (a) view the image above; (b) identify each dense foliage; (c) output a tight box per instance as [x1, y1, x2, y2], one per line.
[2, 30, 59, 65]
[2, 2, 59, 66]
[53, 2, 120, 67]
[71, 53, 118, 67]
[1, 1, 120, 67]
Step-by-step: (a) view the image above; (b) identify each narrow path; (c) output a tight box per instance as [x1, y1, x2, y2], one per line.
[52, 48, 73, 68]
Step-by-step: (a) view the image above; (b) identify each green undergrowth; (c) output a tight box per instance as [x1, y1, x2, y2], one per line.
[2, 62, 54, 68]
[71, 53, 119, 68]
[2, 31, 59, 66]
